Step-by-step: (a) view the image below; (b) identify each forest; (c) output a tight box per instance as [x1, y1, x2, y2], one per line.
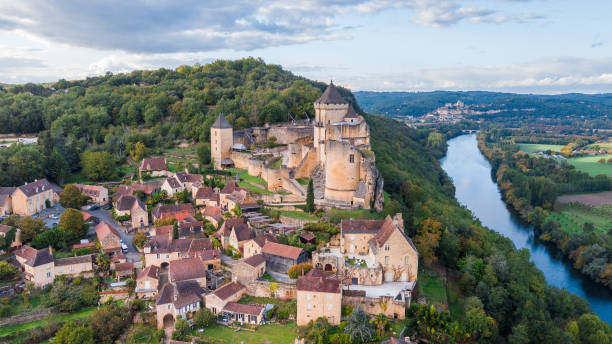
[477, 129, 612, 289]
[0, 59, 610, 342]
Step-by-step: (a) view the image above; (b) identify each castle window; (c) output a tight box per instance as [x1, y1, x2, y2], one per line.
[384, 244, 390, 251]
[405, 256, 410, 264]
[385, 256, 389, 265]
[349, 154, 354, 163]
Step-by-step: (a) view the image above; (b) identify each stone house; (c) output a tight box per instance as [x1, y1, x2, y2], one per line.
[151, 203, 195, 222]
[195, 187, 219, 206]
[11, 179, 57, 216]
[115, 195, 149, 228]
[232, 254, 266, 285]
[297, 269, 342, 326]
[54, 255, 94, 278]
[202, 206, 223, 227]
[95, 221, 122, 253]
[15, 245, 55, 287]
[143, 235, 213, 267]
[198, 249, 221, 271]
[73, 184, 109, 205]
[169, 258, 207, 287]
[222, 302, 266, 325]
[261, 241, 307, 273]
[174, 171, 203, 193]
[204, 281, 246, 315]
[161, 176, 184, 197]
[115, 262, 134, 279]
[215, 217, 255, 253]
[178, 221, 204, 238]
[156, 280, 203, 329]
[242, 234, 277, 259]
[0, 187, 14, 216]
[139, 157, 168, 177]
[136, 265, 160, 298]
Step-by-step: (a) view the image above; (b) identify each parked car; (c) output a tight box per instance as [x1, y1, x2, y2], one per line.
[89, 205, 100, 211]
[49, 214, 58, 219]
[121, 243, 128, 253]
[103, 204, 112, 210]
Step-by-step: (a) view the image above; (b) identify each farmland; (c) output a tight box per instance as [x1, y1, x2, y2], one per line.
[547, 203, 612, 235]
[566, 154, 612, 176]
[517, 143, 564, 153]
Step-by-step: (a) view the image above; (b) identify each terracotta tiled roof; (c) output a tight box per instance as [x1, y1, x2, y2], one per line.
[314, 82, 348, 105]
[16, 245, 54, 267]
[152, 203, 194, 220]
[211, 281, 245, 301]
[195, 187, 215, 199]
[241, 254, 265, 268]
[80, 211, 95, 222]
[262, 242, 303, 260]
[17, 179, 53, 197]
[223, 302, 264, 316]
[144, 237, 212, 254]
[300, 231, 315, 241]
[131, 183, 158, 195]
[72, 242, 95, 250]
[140, 157, 167, 172]
[220, 181, 248, 194]
[203, 205, 222, 217]
[137, 265, 160, 280]
[95, 221, 120, 241]
[115, 262, 134, 272]
[297, 269, 341, 294]
[73, 184, 105, 198]
[169, 258, 206, 282]
[198, 249, 221, 261]
[55, 254, 92, 267]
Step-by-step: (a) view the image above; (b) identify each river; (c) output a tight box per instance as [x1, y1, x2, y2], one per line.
[440, 134, 612, 325]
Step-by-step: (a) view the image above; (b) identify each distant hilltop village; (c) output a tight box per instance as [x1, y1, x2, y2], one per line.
[211, 82, 384, 211]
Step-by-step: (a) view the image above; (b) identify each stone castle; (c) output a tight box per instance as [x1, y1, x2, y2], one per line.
[211, 82, 383, 210]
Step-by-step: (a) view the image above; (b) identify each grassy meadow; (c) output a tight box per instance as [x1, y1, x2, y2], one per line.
[566, 154, 612, 176]
[517, 143, 564, 153]
[547, 203, 612, 235]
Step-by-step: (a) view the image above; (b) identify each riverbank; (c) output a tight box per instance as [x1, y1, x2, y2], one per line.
[441, 134, 612, 325]
[476, 133, 612, 290]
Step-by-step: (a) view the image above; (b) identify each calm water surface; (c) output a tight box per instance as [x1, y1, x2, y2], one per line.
[441, 134, 612, 325]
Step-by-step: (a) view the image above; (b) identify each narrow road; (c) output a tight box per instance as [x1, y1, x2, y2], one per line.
[87, 209, 141, 262]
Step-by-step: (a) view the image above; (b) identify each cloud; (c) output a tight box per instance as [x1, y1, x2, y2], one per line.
[338, 57, 612, 93]
[0, 1, 544, 53]
[0, 56, 46, 71]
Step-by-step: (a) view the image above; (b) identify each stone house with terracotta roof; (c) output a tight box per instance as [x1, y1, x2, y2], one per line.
[202, 205, 223, 227]
[156, 280, 203, 329]
[11, 179, 57, 216]
[95, 221, 122, 253]
[169, 258, 206, 287]
[215, 217, 255, 253]
[115, 195, 149, 228]
[54, 255, 94, 279]
[194, 187, 219, 206]
[151, 203, 194, 222]
[242, 234, 277, 259]
[232, 254, 266, 285]
[136, 265, 160, 298]
[296, 269, 342, 326]
[15, 245, 94, 287]
[204, 281, 246, 316]
[139, 157, 168, 178]
[73, 184, 109, 205]
[261, 241, 307, 273]
[222, 302, 266, 325]
[143, 235, 213, 268]
[161, 176, 184, 197]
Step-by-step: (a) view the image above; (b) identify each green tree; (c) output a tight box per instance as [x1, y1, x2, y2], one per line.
[197, 144, 211, 165]
[372, 313, 388, 337]
[60, 208, 86, 238]
[288, 262, 313, 279]
[81, 151, 116, 181]
[129, 142, 147, 162]
[46, 149, 69, 184]
[31, 226, 75, 249]
[193, 308, 216, 328]
[96, 253, 110, 273]
[55, 321, 95, 344]
[344, 306, 375, 344]
[0, 261, 17, 281]
[172, 319, 191, 341]
[132, 232, 149, 249]
[91, 303, 132, 344]
[173, 222, 179, 240]
[233, 203, 242, 217]
[60, 184, 88, 209]
[306, 179, 315, 213]
[414, 218, 443, 265]
[17, 216, 46, 241]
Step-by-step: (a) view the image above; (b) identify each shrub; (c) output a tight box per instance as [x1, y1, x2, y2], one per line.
[288, 262, 313, 279]
[0, 261, 18, 281]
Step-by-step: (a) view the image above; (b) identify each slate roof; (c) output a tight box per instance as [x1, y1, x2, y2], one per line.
[300, 231, 315, 242]
[345, 104, 359, 118]
[220, 181, 248, 194]
[0, 187, 15, 195]
[223, 302, 265, 316]
[297, 269, 341, 294]
[251, 234, 277, 248]
[240, 254, 265, 268]
[55, 254, 92, 267]
[16, 245, 54, 267]
[74, 184, 105, 198]
[212, 114, 232, 129]
[262, 242, 304, 260]
[144, 237, 212, 254]
[314, 82, 348, 105]
[211, 281, 245, 301]
[218, 217, 246, 237]
[116, 195, 145, 212]
[165, 177, 182, 189]
[195, 187, 215, 199]
[140, 157, 167, 171]
[17, 179, 53, 197]
[137, 265, 160, 280]
[169, 258, 206, 282]
[175, 172, 202, 184]
[341, 218, 386, 234]
[157, 280, 202, 308]
[178, 221, 204, 237]
[232, 224, 255, 242]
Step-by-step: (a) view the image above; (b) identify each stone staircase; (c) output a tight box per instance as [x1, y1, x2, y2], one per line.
[311, 164, 325, 200]
[282, 177, 306, 197]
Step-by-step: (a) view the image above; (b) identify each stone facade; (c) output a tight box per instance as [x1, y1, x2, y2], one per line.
[232, 254, 266, 285]
[11, 179, 56, 216]
[296, 269, 342, 326]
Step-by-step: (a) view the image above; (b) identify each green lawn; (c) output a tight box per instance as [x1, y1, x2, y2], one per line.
[0, 307, 96, 338]
[325, 208, 385, 223]
[3, 288, 49, 317]
[296, 178, 310, 186]
[238, 181, 274, 195]
[278, 210, 318, 221]
[546, 203, 612, 235]
[268, 159, 282, 170]
[196, 322, 297, 344]
[231, 168, 268, 187]
[518, 143, 564, 153]
[566, 154, 612, 176]
[418, 268, 447, 304]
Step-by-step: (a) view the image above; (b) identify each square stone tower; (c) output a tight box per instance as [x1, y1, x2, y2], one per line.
[210, 114, 233, 169]
[313, 82, 350, 163]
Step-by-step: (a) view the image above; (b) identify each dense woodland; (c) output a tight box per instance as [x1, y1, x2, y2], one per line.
[478, 129, 612, 289]
[0, 59, 610, 343]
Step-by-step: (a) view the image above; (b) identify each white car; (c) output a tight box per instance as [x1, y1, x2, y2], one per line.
[121, 243, 128, 253]
[49, 214, 58, 219]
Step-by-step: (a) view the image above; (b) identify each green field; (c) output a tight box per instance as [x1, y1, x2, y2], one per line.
[586, 141, 612, 151]
[547, 203, 612, 235]
[518, 143, 564, 153]
[196, 322, 298, 344]
[0, 307, 96, 338]
[566, 154, 612, 176]
[278, 210, 318, 221]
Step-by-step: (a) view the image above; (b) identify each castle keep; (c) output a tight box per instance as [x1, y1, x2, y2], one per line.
[211, 82, 384, 210]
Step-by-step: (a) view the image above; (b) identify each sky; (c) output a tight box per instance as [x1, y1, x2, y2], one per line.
[0, 0, 611, 94]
